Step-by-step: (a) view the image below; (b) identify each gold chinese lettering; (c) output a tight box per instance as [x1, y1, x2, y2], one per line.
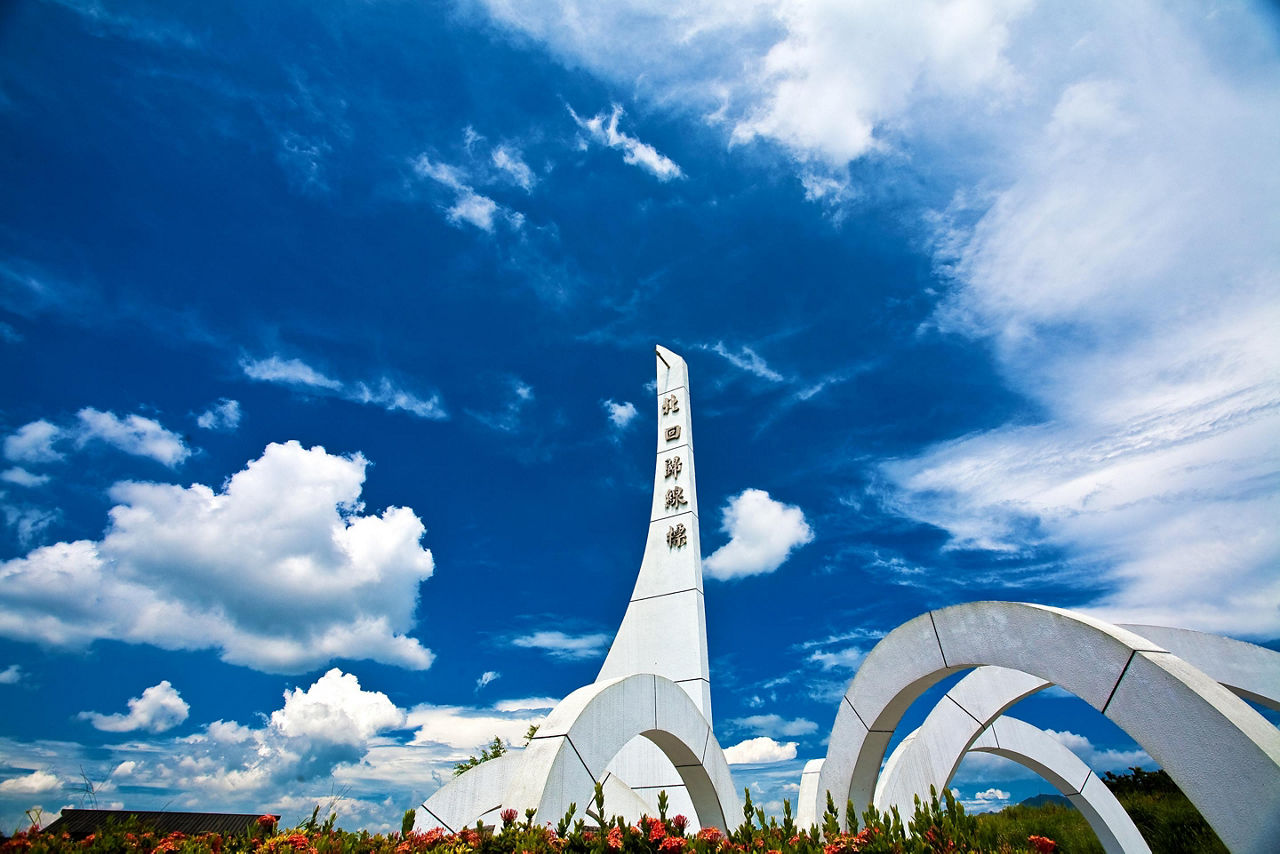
[665, 425, 681, 442]
[666, 523, 688, 548]
[665, 456, 682, 478]
[662, 394, 680, 415]
[665, 486, 688, 510]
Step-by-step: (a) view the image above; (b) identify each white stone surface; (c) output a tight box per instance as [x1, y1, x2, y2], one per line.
[807, 602, 1280, 853]
[972, 717, 1150, 854]
[417, 751, 519, 832]
[503, 674, 739, 829]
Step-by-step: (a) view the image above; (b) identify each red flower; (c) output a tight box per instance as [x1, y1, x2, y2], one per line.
[671, 816, 688, 834]
[695, 827, 722, 845]
[607, 827, 624, 850]
[258, 816, 278, 830]
[500, 809, 519, 827]
[659, 837, 685, 853]
[1028, 836, 1057, 853]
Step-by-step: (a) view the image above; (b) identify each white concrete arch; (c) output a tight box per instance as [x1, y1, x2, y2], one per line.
[968, 717, 1150, 854]
[875, 626, 1280, 818]
[504, 674, 740, 830]
[800, 602, 1280, 854]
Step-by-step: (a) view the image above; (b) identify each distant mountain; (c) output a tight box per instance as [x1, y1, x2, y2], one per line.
[1017, 794, 1073, 809]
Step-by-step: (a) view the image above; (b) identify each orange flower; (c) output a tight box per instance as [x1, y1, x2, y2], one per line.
[1028, 836, 1057, 853]
[607, 826, 624, 850]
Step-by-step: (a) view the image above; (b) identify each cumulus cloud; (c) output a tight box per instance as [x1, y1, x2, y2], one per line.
[271, 669, 406, 743]
[76, 408, 190, 467]
[78, 681, 190, 733]
[475, 670, 500, 691]
[511, 630, 610, 661]
[4, 420, 65, 464]
[602, 399, 638, 430]
[0, 665, 21, 684]
[196, 399, 241, 431]
[242, 355, 447, 421]
[1, 468, 49, 488]
[0, 770, 59, 794]
[723, 736, 797, 765]
[569, 105, 683, 182]
[704, 489, 814, 580]
[0, 441, 436, 673]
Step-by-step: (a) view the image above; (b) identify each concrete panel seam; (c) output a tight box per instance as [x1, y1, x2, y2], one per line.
[565, 735, 598, 785]
[927, 610, 949, 668]
[421, 805, 455, 834]
[630, 587, 702, 605]
[1100, 650, 1137, 716]
[700, 725, 711, 764]
[845, 695, 872, 732]
[945, 693, 984, 727]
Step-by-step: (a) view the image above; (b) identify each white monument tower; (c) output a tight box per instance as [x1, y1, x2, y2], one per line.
[416, 346, 738, 832]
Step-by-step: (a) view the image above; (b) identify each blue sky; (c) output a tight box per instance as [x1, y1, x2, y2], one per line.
[1, 0, 1278, 834]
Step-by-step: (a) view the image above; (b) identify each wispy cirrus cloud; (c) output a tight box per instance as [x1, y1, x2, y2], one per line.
[510, 630, 610, 661]
[568, 104, 683, 182]
[241, 354, 447, 421]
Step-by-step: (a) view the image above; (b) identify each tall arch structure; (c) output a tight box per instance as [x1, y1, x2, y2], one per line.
[875, 626, 1280, 818]
[417, 347, 738, 832]
[798, 602, 1280, 854]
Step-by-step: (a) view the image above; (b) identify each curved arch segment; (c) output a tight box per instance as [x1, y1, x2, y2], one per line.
[807, 602, 1280, 854]
[969, 717, 1150, 854]
[504, 674, 740, 830]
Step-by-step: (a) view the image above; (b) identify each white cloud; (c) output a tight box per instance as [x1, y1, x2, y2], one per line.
[407, 702, 544, 754]
[0, 665, 21, 684]
[730, 714, 817, 737]
[973, 787, 1010, 801]
[569, 104, 683, 182]
[806, 646, 866, 672]
[196, 399, 241, 431]
[602, 399, 638, 430]
[78, 681, 190, 733]
[475, 670, 500, 691]
[492, 145, 536, 191]
[447, 191, 500, 232]
[76, 408, 190, 467]
[1042, 729, 1148, 771]
[0, 441, 436, 673]
[511, 630, 609, 661]
[0, 770, 59, 795]
[709, 342, 784, 382]
[271, 669, 406, 743]
[4, 420, 64, 464]
[241, 355, 342, 390]
[704, 489, 814, 580]
[491, 697, 558, 712]
[242, 355, 448, 421]
[412, 154, 522, 233]
[469, 378, 535, 433]
[1, 504, 58, 546]
[723, 736, 797, 765]
[350, 379, 447, 420]
[1, 468, 49, 488]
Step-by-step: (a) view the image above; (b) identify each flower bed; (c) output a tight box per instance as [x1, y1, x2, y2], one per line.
[3, 788, 1052, 854]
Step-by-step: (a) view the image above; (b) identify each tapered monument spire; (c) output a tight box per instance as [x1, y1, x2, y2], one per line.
[596, 345, 711, 722]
